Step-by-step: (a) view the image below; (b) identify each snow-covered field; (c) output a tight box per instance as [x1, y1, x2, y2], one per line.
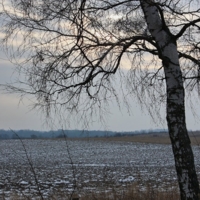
[0, 139, 200, 199]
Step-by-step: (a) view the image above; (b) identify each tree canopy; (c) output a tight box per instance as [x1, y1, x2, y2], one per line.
[1, 0, 199, 119]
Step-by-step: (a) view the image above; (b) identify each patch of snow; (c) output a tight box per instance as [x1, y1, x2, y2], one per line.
[19, 181, 28, 185]
[119, 176, 135, 183]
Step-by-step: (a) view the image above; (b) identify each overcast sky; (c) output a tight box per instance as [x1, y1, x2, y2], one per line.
[1, 49, 200, 132]
[0, 0, 199, 132]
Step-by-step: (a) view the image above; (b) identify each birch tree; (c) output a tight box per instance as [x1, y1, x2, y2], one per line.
[1, 0, 200, 199]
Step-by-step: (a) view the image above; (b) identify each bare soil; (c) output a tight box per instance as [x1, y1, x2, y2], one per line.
[86, 131, 200, 145]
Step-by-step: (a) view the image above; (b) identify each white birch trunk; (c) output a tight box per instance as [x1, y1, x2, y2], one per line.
[140, 1, 200, 199]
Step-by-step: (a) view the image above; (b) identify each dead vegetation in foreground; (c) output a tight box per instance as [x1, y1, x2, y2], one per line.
[8, 182, 180, 200]
[80, 184, 180, 200]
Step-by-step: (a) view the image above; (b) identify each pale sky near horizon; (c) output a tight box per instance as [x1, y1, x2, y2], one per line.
[1, 50, 200, 132]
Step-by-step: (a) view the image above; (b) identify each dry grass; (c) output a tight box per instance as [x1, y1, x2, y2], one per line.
[4, 181, 180, 200]
[80, 183, 180, 200]
[86, 131, 200, 145]
[7, 182, 180, 200]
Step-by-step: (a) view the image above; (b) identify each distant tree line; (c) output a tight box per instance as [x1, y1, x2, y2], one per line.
[0, 129, 168, 140]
